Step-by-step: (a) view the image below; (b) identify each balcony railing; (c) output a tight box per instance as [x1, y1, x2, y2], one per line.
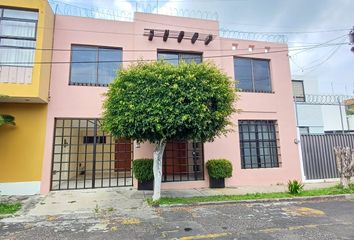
[0, 65, 33, 84]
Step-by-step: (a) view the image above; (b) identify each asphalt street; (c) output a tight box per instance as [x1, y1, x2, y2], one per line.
[1, 198, 354, 240]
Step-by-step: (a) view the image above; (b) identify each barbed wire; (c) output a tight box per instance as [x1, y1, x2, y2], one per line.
[49, 1, 218, 21]
[50, 1, 134, 21]
[220, 28, 287, 43]
[49, 1, 286, 43]
[161, 8, 219, 20]
[296, 94, 354, 105]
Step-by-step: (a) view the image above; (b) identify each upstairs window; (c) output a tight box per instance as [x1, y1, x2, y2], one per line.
[0, 8, 38, 67]
[299, 126, 309, 135]
[292, 80, 305, 102]
[234, 57, 272, 93]
[70, 45, 122, 87]
[157, 51, 202, 65]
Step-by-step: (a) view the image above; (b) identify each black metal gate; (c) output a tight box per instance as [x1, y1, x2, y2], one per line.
[301, 134, 354, 180]
[51, 118, 133, 190]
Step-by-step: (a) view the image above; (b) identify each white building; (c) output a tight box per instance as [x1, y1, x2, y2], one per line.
[292, 76, 354, 134]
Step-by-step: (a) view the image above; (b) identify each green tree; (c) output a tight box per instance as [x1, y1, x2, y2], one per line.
[103, 61, 237, 200]
[346, 106, 354, 116]
[0, 115, 15, 127]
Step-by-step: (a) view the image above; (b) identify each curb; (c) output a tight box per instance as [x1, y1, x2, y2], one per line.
[0, 213, 12, 219]
[157, 194, 354, 208]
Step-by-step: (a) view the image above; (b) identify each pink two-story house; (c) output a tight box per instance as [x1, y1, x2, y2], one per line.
[40, 12, 301, 193]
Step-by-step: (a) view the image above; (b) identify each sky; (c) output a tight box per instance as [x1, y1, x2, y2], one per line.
[53, 0, 354, 95]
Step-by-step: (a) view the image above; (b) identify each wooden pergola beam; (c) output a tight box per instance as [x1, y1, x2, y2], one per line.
[177, 31, 184, 43]
[163, 30, 169, 42]
[148, 29, 154, 41]
[191, 32, 199, 44]
[204, 34, 213, 45]
[163, 29, 170, 42]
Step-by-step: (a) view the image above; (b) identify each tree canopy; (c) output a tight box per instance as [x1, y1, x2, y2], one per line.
[103, 60, 237, 143]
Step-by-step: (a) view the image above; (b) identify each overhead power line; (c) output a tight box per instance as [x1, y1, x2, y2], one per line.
[295, 44, 344, 74]
[289, 34, 348, 57]
[0, 42, 348, 65]
[2, 20, 344, 45]
[0, 42, 347, 52]
[289, 35, 348, 73]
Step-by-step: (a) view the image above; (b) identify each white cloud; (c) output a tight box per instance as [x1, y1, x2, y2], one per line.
[113, 0, 134, 14]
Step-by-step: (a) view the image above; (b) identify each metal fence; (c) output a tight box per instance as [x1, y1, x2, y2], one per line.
[51, 118, 134, 190]
[301, 134, 354, 180]
[295, 94, 354, 134]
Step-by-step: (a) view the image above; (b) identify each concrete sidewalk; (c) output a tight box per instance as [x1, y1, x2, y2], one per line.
[1, 181, 341, 218]
[25, 187, 152, 218]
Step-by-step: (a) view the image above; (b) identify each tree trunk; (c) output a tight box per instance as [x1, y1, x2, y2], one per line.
[341, 176, 350, 189]
[334, 147, 354, 189]
[152, 141, 166, 201]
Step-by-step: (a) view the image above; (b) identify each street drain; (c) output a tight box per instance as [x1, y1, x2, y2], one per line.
[222, 227, 227, 230]
[184, 227, 192, 232]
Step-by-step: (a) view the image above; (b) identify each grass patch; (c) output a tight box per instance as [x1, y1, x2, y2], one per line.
[146, 198, 160, 207]
[153, 184, 354, 205]
[0, 202, 21, 215]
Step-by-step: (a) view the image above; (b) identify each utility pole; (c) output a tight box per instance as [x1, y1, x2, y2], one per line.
[350, 26, 354, 52]
[338, 97, 345, 134]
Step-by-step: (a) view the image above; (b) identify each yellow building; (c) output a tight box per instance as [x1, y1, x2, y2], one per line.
[0, 0, 54, 194]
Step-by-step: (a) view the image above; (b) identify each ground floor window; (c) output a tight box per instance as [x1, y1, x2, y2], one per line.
[162, 140, 204, 182]
[238, 120, 280, 169]
[51, 118, 133, 190]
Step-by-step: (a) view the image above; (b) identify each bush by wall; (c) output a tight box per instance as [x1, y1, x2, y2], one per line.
[206, 159, 233, 179]
[132, 159, 154, 182]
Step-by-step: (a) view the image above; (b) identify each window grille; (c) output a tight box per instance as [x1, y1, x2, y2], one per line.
[51, 118, 133, 190]
[239, 120, 280, 169]
[162, 140, 204, 182]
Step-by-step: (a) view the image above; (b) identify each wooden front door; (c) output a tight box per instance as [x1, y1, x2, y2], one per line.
[115, 139, 132, 171]
[163, 140, 188, 175]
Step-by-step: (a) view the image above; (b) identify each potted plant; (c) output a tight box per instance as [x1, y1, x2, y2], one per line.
[206, 159, 232, 188]
[132, 158, 154, 190]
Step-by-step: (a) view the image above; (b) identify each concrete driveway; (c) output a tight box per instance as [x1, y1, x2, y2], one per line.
[1, 192, 354, 239]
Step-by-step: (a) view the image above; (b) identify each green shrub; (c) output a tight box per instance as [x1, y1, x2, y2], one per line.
[0, 202, 21, 215]
[146, 198, 160, 207]
[288, 180, 304, 195]
[206, 159, 233, 179]
[132, 159, 154, 182]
